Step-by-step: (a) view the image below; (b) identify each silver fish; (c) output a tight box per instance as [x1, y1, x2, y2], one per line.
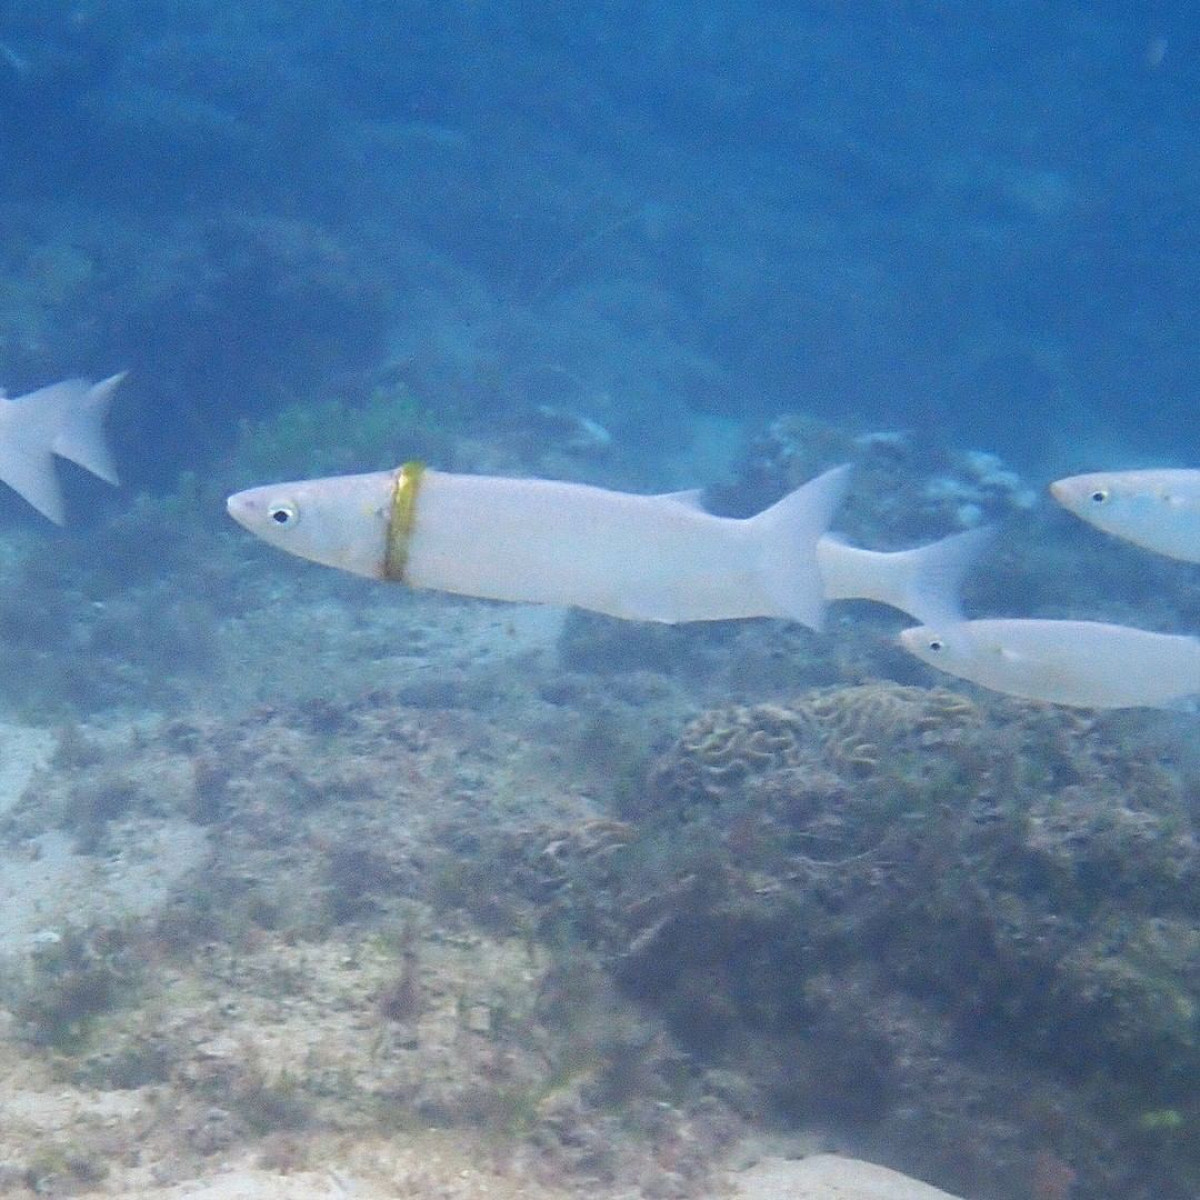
[228, 463, 987, 629]
[900, 617, 1200, 709]
[1051, 468, 1200, 563]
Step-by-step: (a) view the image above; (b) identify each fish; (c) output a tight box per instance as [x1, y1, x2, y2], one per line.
[898, 617, 1200, 709]
[227, 462, 987, 629]
[0, 373, 125, 523]
[1050, 468, 1200, 563]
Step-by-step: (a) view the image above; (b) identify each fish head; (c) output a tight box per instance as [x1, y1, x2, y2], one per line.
[897, 622, 982, 674]
[1049, 469, 1200, 562]
[227, 470, 395, 579]
[1049, 472, 1119, 520]
[899, 623, 949, 666]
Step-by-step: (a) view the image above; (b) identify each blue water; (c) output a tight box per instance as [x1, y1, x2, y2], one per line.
[3, 1, 1198, 494]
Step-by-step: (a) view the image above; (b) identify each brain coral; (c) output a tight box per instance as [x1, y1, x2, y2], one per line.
[585, 682, 1200, 1200]
[644, 682, 981, 813]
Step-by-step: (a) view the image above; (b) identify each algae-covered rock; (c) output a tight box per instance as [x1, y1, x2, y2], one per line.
[561, 683, 1200, 1200]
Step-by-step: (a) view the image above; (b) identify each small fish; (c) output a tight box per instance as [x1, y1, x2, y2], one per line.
[0, 373, 125, 524]
[228, 463, 985, 629]
[899, 617, 1200, 709]
[1050, 468, 1200, 563]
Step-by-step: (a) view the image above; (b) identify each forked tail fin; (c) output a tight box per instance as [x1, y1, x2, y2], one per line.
[0, 381, 88, 524]
[0, 374, 125, 522]
[818, 524, 996, 626]
[754, 464, 853, 631]
[52, 371, 125, 485]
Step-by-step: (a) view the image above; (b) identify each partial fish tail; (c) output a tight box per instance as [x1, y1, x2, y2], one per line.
[0, 373, 125, 523]
[0, 382, 85, 524]
[53, 371, 126, 485]
[891, 524, 996, 627]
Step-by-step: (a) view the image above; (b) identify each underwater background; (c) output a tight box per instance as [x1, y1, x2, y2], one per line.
[0, 3, 1198, 1198]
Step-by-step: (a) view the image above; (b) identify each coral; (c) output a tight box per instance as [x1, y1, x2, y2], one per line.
[553, 683, 1200, 1199]
[643, 682, 980, 813]
[534, 820, 635, 894]
[20, 1143, 108, 1194]
[712, 415, 1046, 613]
[9, 664, 1198, 1198]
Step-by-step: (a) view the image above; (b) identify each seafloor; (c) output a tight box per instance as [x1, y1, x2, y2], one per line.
[2, 8, 1198, 1192]
[0, 413, 1196, 1200]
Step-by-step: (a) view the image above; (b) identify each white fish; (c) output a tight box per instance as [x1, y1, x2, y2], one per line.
[227, 463, 986, 629]
[1050, 468, 1200, 563]
[899, 617, 1200, 709]
[0, 373, 125, 523]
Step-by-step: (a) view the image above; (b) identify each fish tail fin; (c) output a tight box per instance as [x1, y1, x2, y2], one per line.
[866, 524, 996, 627]
[0, 386, 73, 524]
[53, 371, 125, 485]
[755, 464, 853, 630]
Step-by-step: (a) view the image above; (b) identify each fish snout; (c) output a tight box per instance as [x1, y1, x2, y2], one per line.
[1048, 478, 1070, 505]
[226, 489, 259, 530]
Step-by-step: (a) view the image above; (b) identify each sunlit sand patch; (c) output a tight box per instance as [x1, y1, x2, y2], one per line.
[731, 1153, 967, 1199]
[0, 721, 54, 817]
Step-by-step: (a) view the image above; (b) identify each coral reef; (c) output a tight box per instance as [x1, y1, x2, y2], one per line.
[4, 573, 1197, 1199]
[716, 413, 1037, 542]
[555, 684, 1200, 1200]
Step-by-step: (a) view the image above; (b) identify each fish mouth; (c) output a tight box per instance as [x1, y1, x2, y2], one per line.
[225, 490, 255, 528]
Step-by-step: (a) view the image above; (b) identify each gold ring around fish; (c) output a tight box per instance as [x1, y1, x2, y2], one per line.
[384, 460, 425, 582]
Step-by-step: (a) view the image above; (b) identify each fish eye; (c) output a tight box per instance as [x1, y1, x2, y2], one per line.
[269, 502, 298, 527]
[927, 638, 944, 653]
[1089, 489, 1109, 504]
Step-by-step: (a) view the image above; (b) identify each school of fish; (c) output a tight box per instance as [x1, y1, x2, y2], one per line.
[3, 371, 1198, 711]
[226, 454, 1200, 711]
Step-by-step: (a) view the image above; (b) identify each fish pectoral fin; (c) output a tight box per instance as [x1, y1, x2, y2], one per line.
[995, 645, 1031, 665]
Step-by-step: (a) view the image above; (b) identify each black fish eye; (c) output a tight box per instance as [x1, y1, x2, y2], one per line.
[1090, 489, 1108, 504]
[269, 503, 298, 526]
[927, 638, 944, 653]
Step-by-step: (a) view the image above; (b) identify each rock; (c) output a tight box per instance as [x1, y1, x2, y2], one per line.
[731, 1154, 967, 1200]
